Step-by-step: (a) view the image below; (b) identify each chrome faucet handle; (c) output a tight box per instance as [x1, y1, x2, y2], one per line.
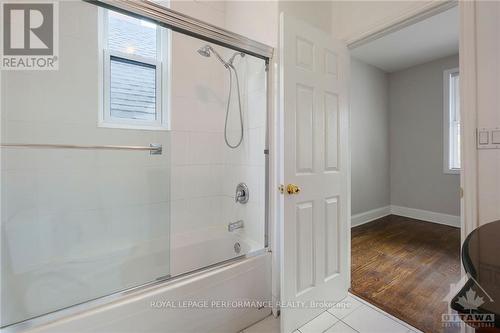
[235, 190, 244, 202]
[235, 183, 249, 204]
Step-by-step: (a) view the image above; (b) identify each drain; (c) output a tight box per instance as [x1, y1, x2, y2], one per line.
[234, 242, 241, 254]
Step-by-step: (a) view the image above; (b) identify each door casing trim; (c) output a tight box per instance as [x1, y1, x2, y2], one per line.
[346, 0, 479, 286]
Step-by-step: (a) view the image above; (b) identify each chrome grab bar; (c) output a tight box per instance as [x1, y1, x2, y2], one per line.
[0, 143, 163, 155]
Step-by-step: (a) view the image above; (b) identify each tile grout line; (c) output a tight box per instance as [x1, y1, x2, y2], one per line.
[322, 313, 339, 333]
[348, 293, 422, 333]
[296, 307, 343, 333]
[334, 302, 366, 327]
[327, 295, 364, 321]
[250, 294, 415, 333]
[339, 319, 361, 333]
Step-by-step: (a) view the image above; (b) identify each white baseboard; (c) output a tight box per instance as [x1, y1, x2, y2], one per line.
[351, 206, 391, 227]
[351, 205, 461, 228]
[390, 205, 460, 228]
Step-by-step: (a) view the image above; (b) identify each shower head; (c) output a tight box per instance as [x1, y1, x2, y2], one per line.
[197, 44, 229, 68]
[197, 45, 211, 57]
[197, 44, 245, 149]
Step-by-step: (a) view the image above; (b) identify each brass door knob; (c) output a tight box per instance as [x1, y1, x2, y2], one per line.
[286, 184, 301, 195]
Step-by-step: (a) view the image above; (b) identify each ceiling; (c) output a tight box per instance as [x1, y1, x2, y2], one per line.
[350, 6, 459, 73]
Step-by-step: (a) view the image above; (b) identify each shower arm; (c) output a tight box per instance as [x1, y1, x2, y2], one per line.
[210, 47, 231, 69]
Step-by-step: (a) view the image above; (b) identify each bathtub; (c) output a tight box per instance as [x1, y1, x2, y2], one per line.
[9, 247, 271, 333]
[170, 227, 261, 276]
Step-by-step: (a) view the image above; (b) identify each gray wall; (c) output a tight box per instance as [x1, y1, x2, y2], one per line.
[351, 54, 460, 219]
[350, 58, 390, 215]
[389, 54, 460, 216]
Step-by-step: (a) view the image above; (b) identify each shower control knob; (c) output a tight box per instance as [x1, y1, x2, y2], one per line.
[235, 183, 249, 204]
[286, 184, 301, 195]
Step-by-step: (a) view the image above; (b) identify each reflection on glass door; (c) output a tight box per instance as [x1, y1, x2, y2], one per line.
[1, 1, 267, 327]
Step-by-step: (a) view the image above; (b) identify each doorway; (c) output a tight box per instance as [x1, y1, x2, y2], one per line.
[348, 5, 461, 333]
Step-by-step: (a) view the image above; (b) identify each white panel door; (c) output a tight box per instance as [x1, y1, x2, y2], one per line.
[279, 13, 350, 333]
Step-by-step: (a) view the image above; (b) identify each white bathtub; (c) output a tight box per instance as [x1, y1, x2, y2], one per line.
[15, 253, 272, 333]
[170, 228, 261, 276]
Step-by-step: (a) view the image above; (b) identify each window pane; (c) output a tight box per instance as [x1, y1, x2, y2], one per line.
[108, 11, 157, 59]
[110, 57, 157, 121]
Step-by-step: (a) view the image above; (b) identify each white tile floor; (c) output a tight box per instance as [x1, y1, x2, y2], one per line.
[243, 294, 422, 333]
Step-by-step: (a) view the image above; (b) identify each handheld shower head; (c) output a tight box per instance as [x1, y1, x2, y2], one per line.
[197, 45, 211, 57]
[196, 44, 246, 149]
[196, 45, 229, 68]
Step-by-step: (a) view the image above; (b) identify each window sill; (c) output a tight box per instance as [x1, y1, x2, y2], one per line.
[98, 121, 169, 131]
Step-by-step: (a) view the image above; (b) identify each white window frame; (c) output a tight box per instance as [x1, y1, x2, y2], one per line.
[98, 8, 170, 131]
[443, 67, 460, 174]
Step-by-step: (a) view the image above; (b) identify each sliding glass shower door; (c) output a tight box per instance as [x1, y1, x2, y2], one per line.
[1, 0, 268, 328]
[1, 1, 171, 326]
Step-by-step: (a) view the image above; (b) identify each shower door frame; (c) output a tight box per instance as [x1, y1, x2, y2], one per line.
[89, 0, 274, 59]
[2, 1, 275, 331]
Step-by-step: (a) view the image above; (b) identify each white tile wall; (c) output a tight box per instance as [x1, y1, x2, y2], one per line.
[0, 1, 170, 326]
[220, 56, 267, 247]
[1, 0, 267, 326]
[169, 1, 267, 253]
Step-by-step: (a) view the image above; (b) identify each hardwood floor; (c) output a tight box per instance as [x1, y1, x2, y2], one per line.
[351, 215, 461, 333]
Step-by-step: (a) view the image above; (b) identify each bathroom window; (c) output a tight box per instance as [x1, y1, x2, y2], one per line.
[100, 10, 169, 130]
[443, 68, 460, 174]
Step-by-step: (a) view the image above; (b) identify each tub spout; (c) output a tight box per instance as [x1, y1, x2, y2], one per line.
[228, 220, 244, 232]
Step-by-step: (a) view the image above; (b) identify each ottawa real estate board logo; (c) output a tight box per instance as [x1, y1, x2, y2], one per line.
[1, 1, 59, 70]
